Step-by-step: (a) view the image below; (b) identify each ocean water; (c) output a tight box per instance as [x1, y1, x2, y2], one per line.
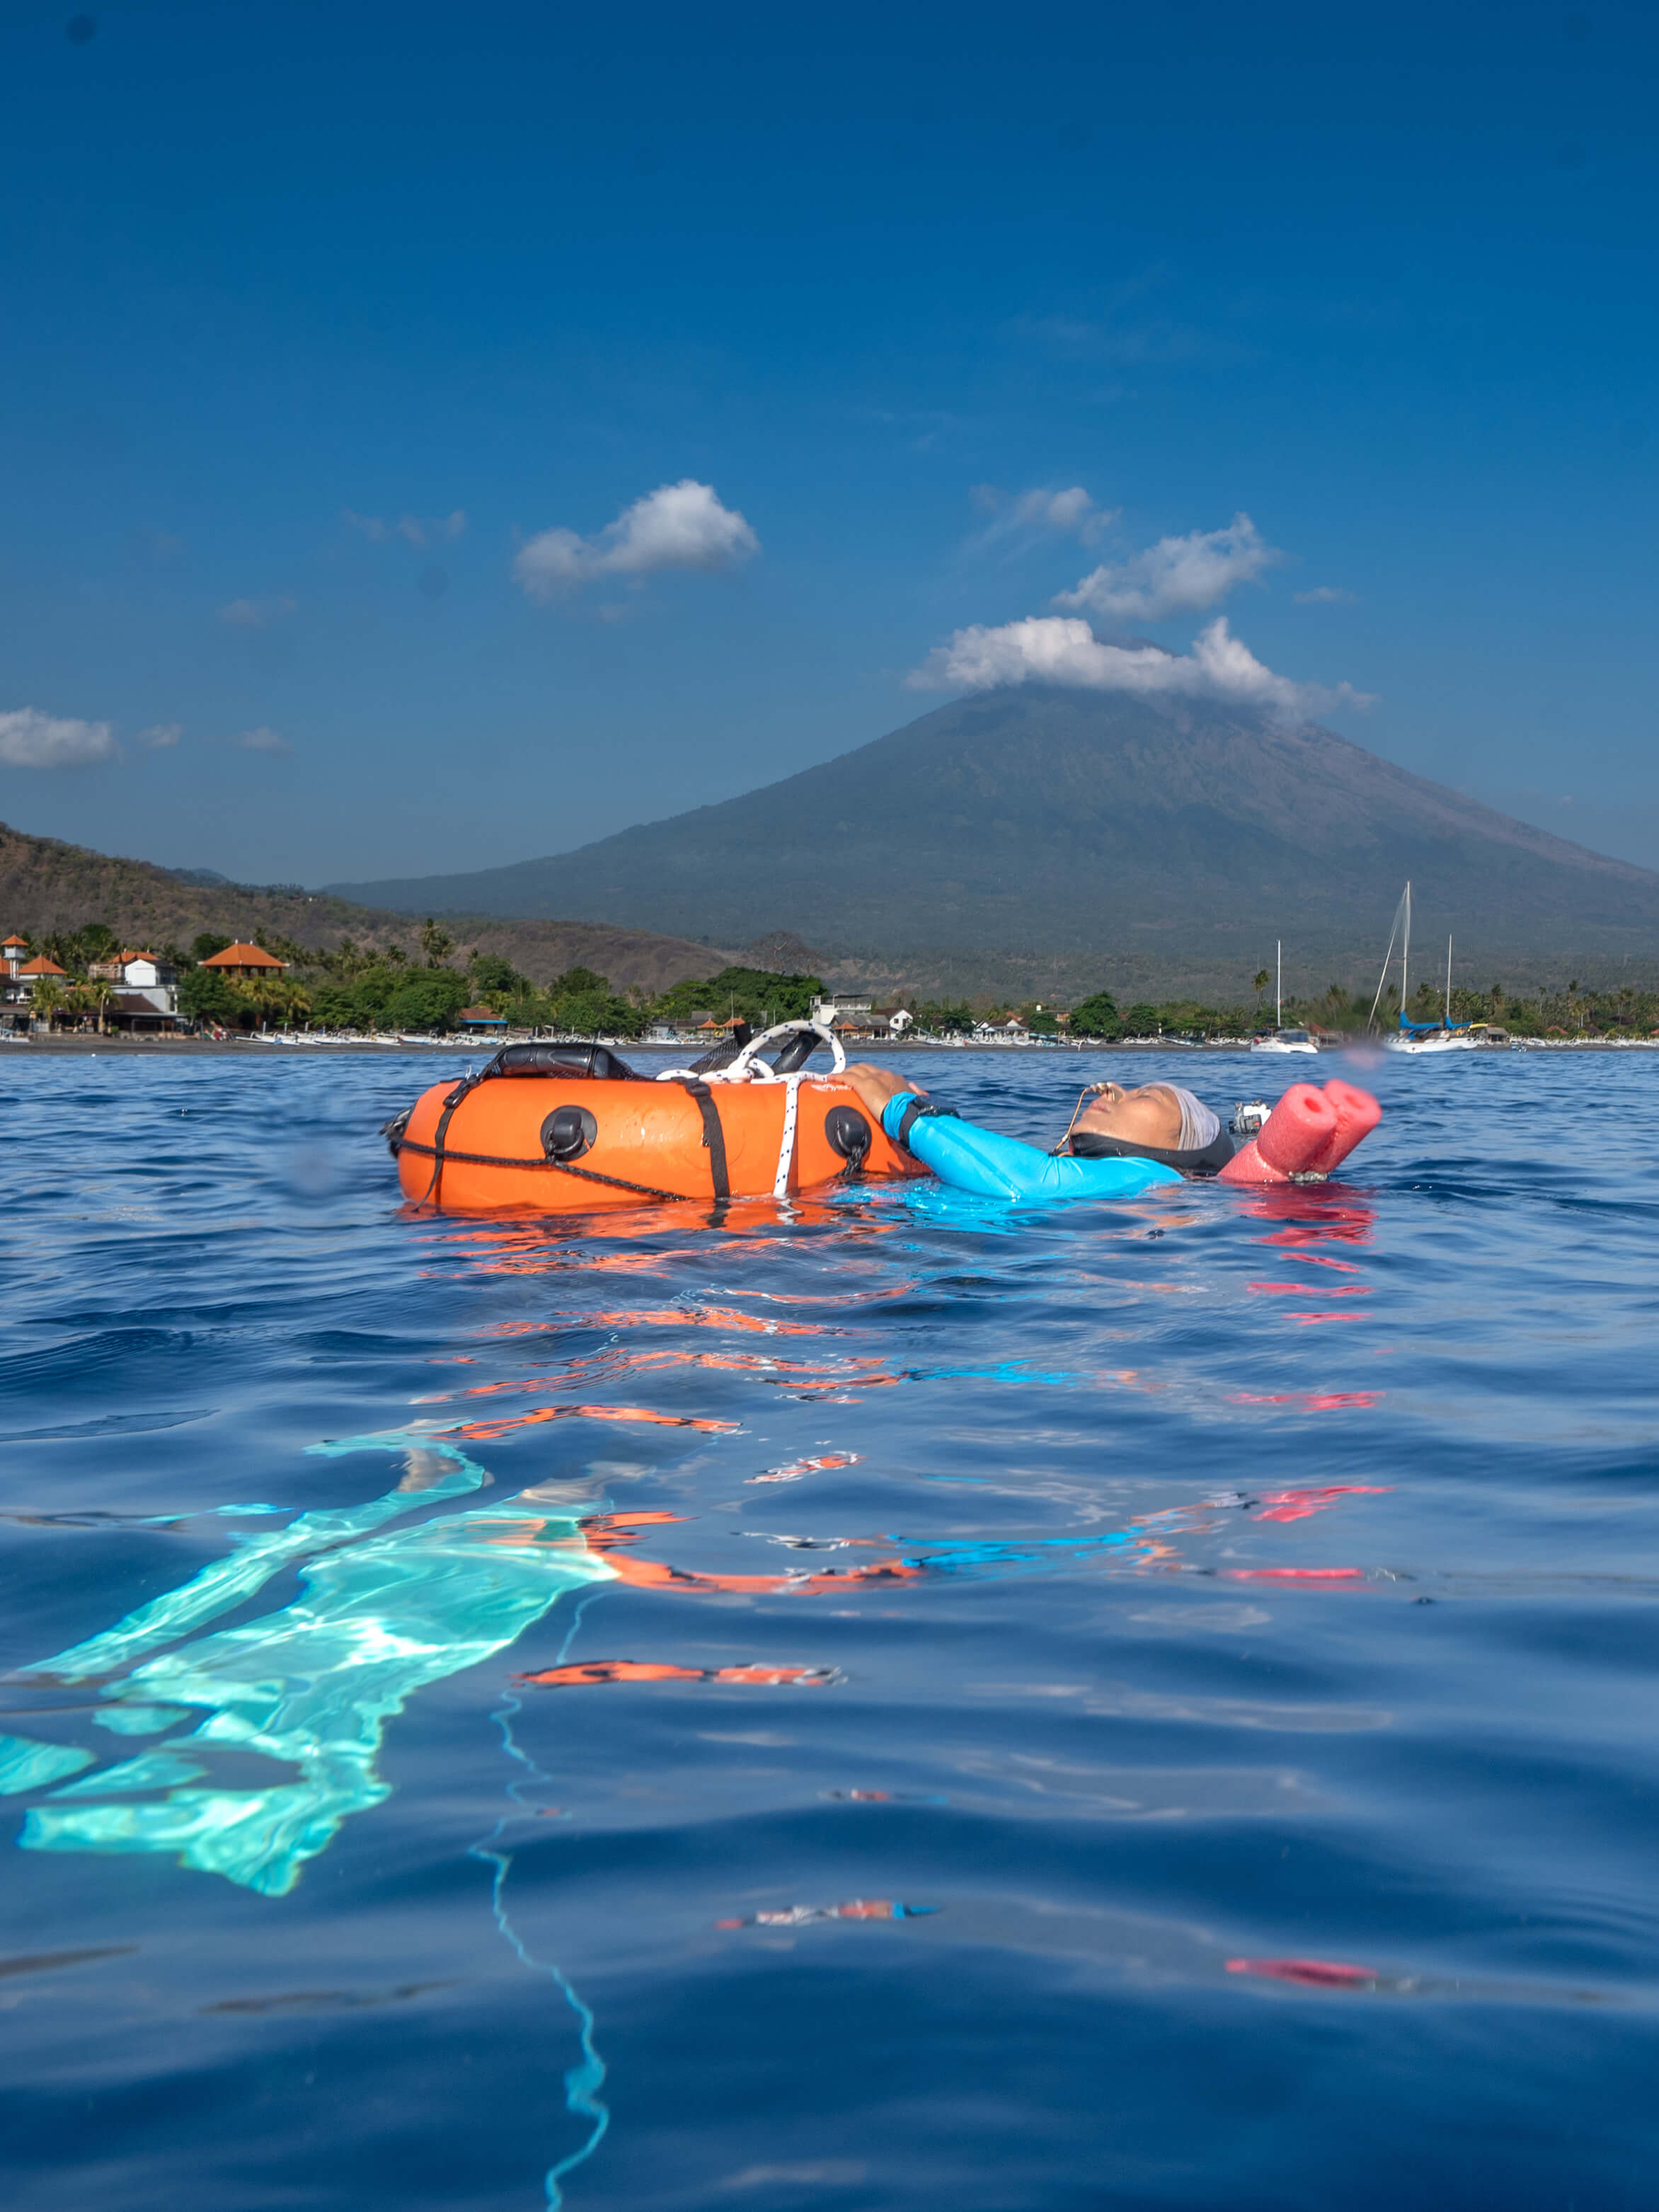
[2, 1044, 1657, 2211]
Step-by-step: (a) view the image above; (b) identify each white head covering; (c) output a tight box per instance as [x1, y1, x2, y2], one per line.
[1160, 1085, 1222, 1153]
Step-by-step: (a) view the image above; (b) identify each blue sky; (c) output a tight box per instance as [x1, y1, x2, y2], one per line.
[1, 0, 1656, 885]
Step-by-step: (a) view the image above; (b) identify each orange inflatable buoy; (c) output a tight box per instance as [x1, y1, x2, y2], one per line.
[385, 1027, 926, 1213]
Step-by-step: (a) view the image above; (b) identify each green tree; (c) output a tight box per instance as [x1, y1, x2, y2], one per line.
[384, 969, 473, 1034]
[650, 967, 822, 1027]
[74, 923, 117, 965]
[1253, 969, 1271, 1003]
[419, 918, 455, 968]
[307, 983, 361, 1030]
[1123, 1003, 1160, 1037]
[191, 932, 234, 964]
[909, 998, 975, 1035]
[29, 979, 66, 1030]
[180, 967, 240, 1026]
[1068, 991, 1121, 1038]
[471, 953, 529, 1004]
[551, 986, 648, 1039]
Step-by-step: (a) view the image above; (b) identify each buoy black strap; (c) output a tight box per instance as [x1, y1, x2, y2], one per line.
[414, 1072, 486, 1206]
[677, 1079, 730, 1201]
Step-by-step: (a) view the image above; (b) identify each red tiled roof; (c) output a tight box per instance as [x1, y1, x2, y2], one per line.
[200, 942, 287, 970]
[19, 956, 67, 977]
[3, 936, 27, 949]
[458, 1006, 507, 1022]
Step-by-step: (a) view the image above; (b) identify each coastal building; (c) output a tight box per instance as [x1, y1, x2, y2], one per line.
[457, 1005, 509, 1033]
[87, 950, 180, 1029]
[200, 942, 288, 980]
[810, 992, 872, 1027]
[1, 948, 65, 1027]
[0, 953, 69, 1033]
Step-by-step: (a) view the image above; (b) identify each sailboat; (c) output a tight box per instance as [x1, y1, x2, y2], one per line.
[1370, 885, 1479, 1054]
[1251, 940, 1319, 1055]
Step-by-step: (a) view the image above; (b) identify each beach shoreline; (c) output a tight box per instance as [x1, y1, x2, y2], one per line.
[2, 1033, 1650, 1059]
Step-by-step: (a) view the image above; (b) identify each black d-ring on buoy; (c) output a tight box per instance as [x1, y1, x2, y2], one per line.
[824, 1104, 872, 1173]
[541, 1104, 599, 1161]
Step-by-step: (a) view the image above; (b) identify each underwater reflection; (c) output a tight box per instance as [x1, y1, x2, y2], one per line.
[15, 1432, 615, 1896]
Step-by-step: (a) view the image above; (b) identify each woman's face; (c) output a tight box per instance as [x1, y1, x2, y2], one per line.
[1070, 1082, 1184, 1150]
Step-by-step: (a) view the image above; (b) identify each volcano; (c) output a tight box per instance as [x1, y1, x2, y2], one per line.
[330, 689, 1659, 993]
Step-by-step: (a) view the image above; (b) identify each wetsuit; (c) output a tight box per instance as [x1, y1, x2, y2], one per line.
[880, 1093, 1185, 1204]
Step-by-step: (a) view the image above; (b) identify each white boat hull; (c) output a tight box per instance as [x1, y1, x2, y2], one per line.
[1384, 1032, 1479, 1054]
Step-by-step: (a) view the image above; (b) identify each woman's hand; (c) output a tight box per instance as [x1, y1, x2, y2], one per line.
[837, 1062, 925, 1121]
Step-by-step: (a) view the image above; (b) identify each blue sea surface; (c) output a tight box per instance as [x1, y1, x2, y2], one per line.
[2, 1044, 1657, 2211]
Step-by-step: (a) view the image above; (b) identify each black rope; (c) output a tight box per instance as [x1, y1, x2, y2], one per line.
[389, 1134, 688, 1204]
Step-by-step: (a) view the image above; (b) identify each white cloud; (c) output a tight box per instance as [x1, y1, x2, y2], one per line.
[345, 508, 467, 549]
[1295, 584, 1357, 605]
[219, 595, 298, 628]
[514, 479, 759, 600]
[968, 484, 1114, 551]
[138, 722, 183, 748]
[1055, 512, 1280, 623]
[907, 614, 1372, 724]
[0, 707, 118, 768]
[236, 727, 290, 754]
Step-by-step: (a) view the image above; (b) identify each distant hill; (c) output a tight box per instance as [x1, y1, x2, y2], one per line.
[0, 823, 733, 996]
[327, 689, 1659, 998]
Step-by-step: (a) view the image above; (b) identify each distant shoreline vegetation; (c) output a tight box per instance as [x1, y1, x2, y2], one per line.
[11, 920, 1659, 1043]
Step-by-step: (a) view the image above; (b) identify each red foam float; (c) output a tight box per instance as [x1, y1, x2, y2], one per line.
[1219, 1081, 1381, 1185]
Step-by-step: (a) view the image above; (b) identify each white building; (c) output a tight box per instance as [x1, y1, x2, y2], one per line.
[89, 949, 180, 1027]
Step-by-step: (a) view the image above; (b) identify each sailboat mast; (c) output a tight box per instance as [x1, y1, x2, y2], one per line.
[1445, 935, 1453, 1027]
[1276, 940, 1282, 1030]
[1400, 882, 1411, 1030]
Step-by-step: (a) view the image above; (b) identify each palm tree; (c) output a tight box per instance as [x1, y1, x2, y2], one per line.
[29, 980, 65, 1031]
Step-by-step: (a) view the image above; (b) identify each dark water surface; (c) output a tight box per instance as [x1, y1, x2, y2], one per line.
[3, 1046, 1657, 2211]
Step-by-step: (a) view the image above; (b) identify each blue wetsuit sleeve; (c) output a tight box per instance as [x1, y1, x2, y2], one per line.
[880, 1095, 1183, 1204]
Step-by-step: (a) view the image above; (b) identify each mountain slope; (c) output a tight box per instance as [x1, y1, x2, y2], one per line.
[0, 822, 733, 995]
[328, 689, 1659, 982]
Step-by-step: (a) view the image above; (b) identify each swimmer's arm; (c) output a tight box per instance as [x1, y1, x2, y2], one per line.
[879, 1094, 1181, 1203]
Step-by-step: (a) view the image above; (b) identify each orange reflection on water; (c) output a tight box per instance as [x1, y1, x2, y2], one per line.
[1229, 1390, 1383, 1411]
[579, 1509, 923, 1598]
[417, 1351, 902, 1406]
[587, 1305, 825, 1337]
[746, 1451, 861, 1485]
[1222, 1567, 1367, 1584]
[1227, 1957, 1377, 1988]
[447, 1402, 740, 1441]
[515, 1659, 834, 1688]
[1248, 1192, 1378, 1249]
[1251, 1485, 1389, 1523]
